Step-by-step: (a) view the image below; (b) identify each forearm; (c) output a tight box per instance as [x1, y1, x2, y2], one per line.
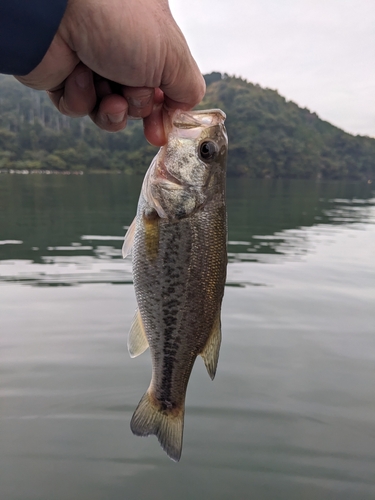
[0, 0, 67, 75]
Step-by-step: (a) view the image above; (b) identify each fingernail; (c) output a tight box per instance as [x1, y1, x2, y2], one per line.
[76, 71, 91, 89]
[107, 111, 126, 124]
[127, 95, 152, 108]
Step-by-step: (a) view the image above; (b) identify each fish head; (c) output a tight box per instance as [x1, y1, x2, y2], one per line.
[143, 109, 228, 220]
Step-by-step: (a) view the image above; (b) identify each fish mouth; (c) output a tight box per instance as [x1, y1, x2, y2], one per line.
[162, 109, 226, 139]
[171, 109, 226, 130]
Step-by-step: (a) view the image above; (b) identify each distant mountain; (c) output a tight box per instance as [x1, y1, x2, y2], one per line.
[0, 73, 374, 179]
[201, 73, 375, 180]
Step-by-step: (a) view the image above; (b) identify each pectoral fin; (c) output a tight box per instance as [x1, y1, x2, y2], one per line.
[128, 309, 149, 358]
[200, 313, 222, 380]
[122, 218, 137, 258]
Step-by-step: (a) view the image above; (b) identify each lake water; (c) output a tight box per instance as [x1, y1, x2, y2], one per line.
[1, 174, 375, 500]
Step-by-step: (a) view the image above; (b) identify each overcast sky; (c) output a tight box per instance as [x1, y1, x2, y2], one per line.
[169, 0, 375, 137]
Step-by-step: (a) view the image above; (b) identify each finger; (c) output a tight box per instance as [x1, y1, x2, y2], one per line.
[143, 103, 166, 147]
[93, 74, 112, 100]
[143, 88, 167, 146]
[90, 93, 128, 132]
[48, 63, 96, 117]
[122, 87, 154, 118]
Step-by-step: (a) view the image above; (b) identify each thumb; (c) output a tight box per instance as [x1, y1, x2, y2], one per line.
[160, 26, 206, 109]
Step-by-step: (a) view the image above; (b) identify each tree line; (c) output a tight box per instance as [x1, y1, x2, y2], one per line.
[0, 73, 374, 180]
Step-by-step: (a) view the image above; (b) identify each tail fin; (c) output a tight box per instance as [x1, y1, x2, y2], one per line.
[130, 391, 184, 462]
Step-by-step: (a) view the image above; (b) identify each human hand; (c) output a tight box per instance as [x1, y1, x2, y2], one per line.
[15, 0, 205, 146]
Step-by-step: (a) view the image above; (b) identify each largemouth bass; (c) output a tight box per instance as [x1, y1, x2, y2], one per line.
[123, 108, 228, 461]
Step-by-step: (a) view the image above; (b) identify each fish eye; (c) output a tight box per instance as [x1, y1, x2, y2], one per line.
[199, 141, 218, 161]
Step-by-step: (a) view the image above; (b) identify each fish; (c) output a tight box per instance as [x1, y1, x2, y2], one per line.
[122, 108, 228, 461]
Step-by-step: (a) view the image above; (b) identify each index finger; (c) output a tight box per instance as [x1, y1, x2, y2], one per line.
[143, 88, 167, 147]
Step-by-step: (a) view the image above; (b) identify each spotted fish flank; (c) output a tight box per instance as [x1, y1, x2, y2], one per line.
[123, 109, 228, 461]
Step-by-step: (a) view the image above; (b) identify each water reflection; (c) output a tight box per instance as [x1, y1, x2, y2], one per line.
[0, 176, 374, 286]
[1, 175, 375, 499]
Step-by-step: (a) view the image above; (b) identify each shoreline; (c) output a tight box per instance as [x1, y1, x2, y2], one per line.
[0, 169, 372, 183]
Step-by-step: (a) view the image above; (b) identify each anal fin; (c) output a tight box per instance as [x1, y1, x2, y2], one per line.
[128, 309, 149, 358]
[200, 312, 222, 380]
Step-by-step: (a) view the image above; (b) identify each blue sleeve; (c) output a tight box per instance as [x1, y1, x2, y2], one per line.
[0, 0, 68, 75]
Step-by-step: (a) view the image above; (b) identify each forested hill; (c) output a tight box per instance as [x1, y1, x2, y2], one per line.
[0, 73, 374, 180]
[201, 73, 375, 180]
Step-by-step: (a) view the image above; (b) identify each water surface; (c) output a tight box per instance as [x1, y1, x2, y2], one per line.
[1, 175, 375, 499]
